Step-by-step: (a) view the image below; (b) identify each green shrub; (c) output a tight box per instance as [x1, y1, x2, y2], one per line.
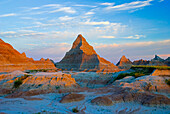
[165, 79, 170, 86]
[133, 73, 145, 78]
[114, 72, 147, 81]
[114, 73, 129, 81]
[13, 79, 22, 88]
[55, 86, 60, 89]
[72, 108, 79, 113]
[131, 65, 170, 70]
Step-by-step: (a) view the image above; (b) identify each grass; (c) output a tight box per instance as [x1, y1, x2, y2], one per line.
[72, 108, 79, 113]
[114, 72, 147, 81]
[131, 65, 170, 70]
[165, 79, 170, 86]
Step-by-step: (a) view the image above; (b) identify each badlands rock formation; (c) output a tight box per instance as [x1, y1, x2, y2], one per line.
[132, 55, 170, 66]
[56, 34, 119, 72]
[0, 39, 56, 72]
[116, 55, 132, 69]
[151, 69, 170, 76]
[0, 71, 77, 97]
[132, 59, 150, 65]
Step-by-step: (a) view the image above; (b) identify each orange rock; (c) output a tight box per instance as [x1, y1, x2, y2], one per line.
[56, 34, 119, 72]
[0, 38, 56, 72]
[116, 55, 132, 69]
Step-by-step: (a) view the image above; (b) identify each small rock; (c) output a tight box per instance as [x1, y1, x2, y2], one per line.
[60, 93, 85, 103]
[91, 96, 113, 106]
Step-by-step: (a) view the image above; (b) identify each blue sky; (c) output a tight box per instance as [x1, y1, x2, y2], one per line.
[0, 0, 170, 63]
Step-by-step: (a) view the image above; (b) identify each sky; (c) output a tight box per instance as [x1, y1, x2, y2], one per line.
[0, 0, 170, 64]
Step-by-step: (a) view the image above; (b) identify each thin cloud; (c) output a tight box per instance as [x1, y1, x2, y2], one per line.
[85, 12, 95, 15]
[159, 0, 164, 2]
[59, 16, 74, 21]
[0, 13, 17, 17]
[100, 36, 116, 38]
[123, 35, 145, 39]
[49, 7, 76, 14]
[100, 2, 115, 6]
[82, 19, 110, 25]
[73, 4, 96, 7]
[105, 0, 153, 11]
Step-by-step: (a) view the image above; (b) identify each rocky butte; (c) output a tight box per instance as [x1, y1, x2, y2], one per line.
[0, 38, 56, 72]
[56, 34, 119, 72]
[116, 55, 132, 69]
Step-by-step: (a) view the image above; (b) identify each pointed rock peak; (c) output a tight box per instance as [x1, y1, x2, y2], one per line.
[153, 55, 164, 61]
[71, 34, 96, 55]
[22, 52, 26, 57]
[40, 58, 45, 61]
[0, 39, 5, 43]
[121, 55, 127, 60]
[46, 58, 50, 61]
[72, 34, 88, 49]
[119, 55, 131, 62]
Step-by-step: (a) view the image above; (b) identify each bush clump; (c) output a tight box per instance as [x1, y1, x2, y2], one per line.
[165, 79, 170, 86]
[72, 108, 79, 113]
[13, 79, 22, 88]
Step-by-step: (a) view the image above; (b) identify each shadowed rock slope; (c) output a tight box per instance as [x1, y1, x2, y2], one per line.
[56, 34, 119, 72]
[0, 39, 56, 72]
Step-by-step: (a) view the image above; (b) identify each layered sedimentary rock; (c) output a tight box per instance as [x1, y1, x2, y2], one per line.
[116, 55, 132, 69]
[132, 55, 170, 66]
[132, 59, 150, 65]
[0, 39, 56, 72]
[0, 71, 77, 94]
[149, 55, 166, 66]
[56, 34, 118, 72]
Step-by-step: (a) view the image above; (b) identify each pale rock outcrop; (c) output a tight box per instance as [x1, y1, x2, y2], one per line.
[113, 76, 170, 93]
[56, 34, 119, 72]
[0, 71, 77, 95]
[151, 69, 170, 76]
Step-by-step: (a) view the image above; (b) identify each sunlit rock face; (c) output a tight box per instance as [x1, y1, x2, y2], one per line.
[0, 39, 56, 72]
[116, 55, 132, 69]
[56, 34, 119, 72]
[0, 71, 77, 95]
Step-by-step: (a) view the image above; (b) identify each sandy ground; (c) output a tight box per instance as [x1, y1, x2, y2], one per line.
[0, 91, 170, 114]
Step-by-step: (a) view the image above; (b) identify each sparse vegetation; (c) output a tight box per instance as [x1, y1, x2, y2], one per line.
[13, 79, 22, 88]
[13, 74, 32, 88]
[26, 69, 54, 73]
[165, 79, 170, 86]
[114, 72, 146, 81]
[72, 108, 79, 113]
[55, 86, 60, 89]
[131, 65, 170, 70]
